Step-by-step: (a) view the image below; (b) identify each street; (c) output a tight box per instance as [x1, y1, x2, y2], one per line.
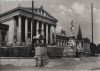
[1, 56, 100, 71]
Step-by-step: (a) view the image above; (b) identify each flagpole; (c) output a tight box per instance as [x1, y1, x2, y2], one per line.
[91, 3, 93, 43]
[32, 0, 34, 45]
[0, 0, 1, 14]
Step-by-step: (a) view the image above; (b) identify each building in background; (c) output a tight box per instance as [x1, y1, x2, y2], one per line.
[55, 29, 69, 47]
[82, 38, 91, 54]
[56, 34, 69, 47]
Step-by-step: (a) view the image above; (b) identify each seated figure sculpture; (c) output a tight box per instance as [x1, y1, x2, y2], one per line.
[33, 28, 49, 67]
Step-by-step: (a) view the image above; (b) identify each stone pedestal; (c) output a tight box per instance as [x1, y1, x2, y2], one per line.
[34, 44, 49, 67]
[63, 45, 76, 57]
[63, 36, 76, 57]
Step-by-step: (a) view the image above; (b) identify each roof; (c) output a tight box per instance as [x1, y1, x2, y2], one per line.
[56, 34, 69, 40]
[0, 6, 57, 22]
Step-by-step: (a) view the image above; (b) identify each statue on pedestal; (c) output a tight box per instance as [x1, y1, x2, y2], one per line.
[33, 28, 49, 67]
[63, 20, 76, 57]
[69, 20, 76, 46]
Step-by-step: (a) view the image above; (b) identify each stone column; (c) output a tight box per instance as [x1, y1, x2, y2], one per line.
[59, 40, 60, 46]
[41, 22, 44, 43]
[25, 18, 28, 42]
[56, 39, 57, 45]
[41, 22, 44, 36]
[31, 20, 33, 42]
[59, 40, 61, 46]
[18, 16, 21, 43]
[58, 39, 60, 46]
[63, 40, 64, 46]
[57, 39, 59, 46]
[61, 40, 63, 46]
[54, 26, 56, 44]
[36, 21, 39, 35]
[14, 18, 17, 41]
[63, 40, 65, 46]
[62, 40, 63, 46]
[46, 24, 48, 44]
[65, 40, 66, 46]
[50, 26, 53, 44]
[60, 40, 62, 46]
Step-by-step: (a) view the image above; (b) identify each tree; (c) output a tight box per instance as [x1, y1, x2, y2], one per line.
[96, 44, 100, 54]
[90, 42, 97, 56]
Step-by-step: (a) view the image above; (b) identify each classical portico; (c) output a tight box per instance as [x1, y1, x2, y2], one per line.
[0, 6, 57, 45]
[56, 34, 69, 47]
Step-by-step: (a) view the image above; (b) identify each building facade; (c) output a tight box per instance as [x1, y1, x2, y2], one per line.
[0, 6, 57, 45]
[56, 34, 69, 47]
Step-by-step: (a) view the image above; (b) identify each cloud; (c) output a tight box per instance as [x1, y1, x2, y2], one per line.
[50, 3, 100, 45]
[58, 5, 73, 15]
[56, 26, 62, 33]
[72, 2, 85, 14]
[93, 8, 98, 12]
[58, 5, 67, 11]
[50, 5, 55, 8]
[67, 8, 73, 13]
[95, 11, 100, 24]
[60, 11, 65, 15]
[93, 8, 100, 13]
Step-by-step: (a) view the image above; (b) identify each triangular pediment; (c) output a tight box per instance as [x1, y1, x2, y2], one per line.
[0, 6, 57, 22]
[21, 7, 57, 22]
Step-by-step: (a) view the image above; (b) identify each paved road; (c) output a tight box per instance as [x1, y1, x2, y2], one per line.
[53, 60, 100, 70]
[1, 57, 100, 71]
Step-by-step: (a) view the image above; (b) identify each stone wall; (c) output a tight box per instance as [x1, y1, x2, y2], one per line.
[47, 45, 64, 58]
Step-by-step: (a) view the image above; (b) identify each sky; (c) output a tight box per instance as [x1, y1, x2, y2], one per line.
[0, 0, 100, 45]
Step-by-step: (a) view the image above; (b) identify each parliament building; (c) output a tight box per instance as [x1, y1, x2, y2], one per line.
[0, 5, 57, 45]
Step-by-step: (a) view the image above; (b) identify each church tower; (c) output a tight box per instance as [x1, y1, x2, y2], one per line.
[77, 25, 82, 41]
